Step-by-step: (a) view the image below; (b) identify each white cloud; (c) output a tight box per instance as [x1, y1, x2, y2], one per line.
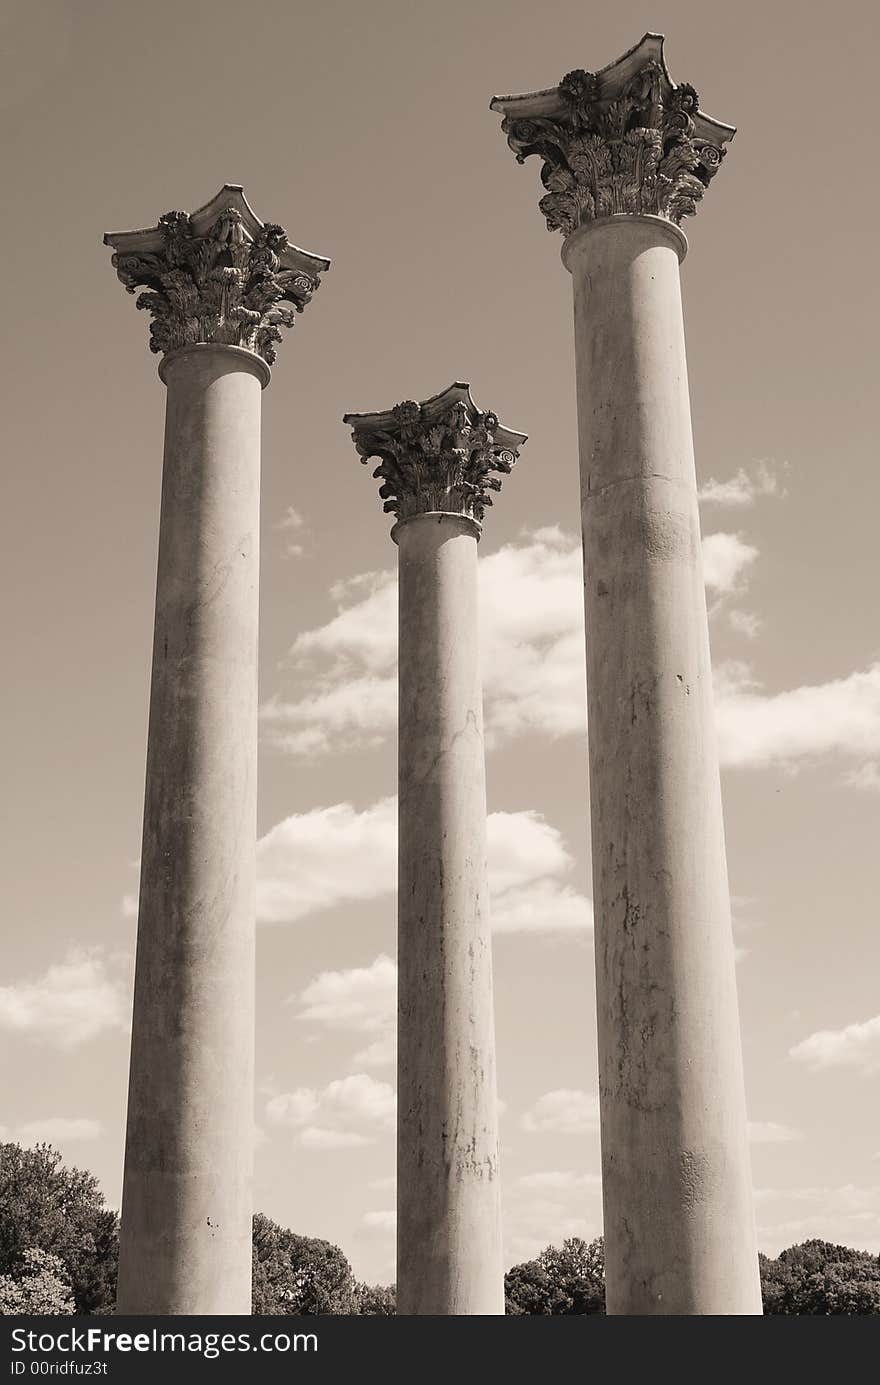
[518, 1170, 602, 1192]
[263, 526, 770, 759]
[490, 879, 593, 936]
[748, 1121, 803, 1145]
[265, 1089, 320, 1126]
[0, 949, 129, 1048]
[487, 811, 592, 936]
[361, 1210, 396, 1233]
[521, 1089, 600, 1135]
[506, 1201, 598, 1266]
[291, 570, 398, 672]
[257, 799, 397, 924]
[789, 1014, 880, 1076]
[698, 462, 782, 508]
[261, 530, 585, 756]
[264, 523, 880, 785]
[299, 1127, 371, 1150]
[275, 505, 307, 558]
[755, 1184, 880, 1255]
[295, 954, 397, 1068]
[276, 505, 305, 532]
[261, 676, 396, 757]
[298, 954, 397, 1031]
[845, 761, 880, 793]
[728, 608, 762, 640]
[715, 661, 880, 771]
[121, 893, 138, 920]
[258, 799, 591, 936]
[702, 532, 758, 597]
[486, 810, 571, 894]
[264, 1073, 395, 1149]
[14, 1118, 101, 1144]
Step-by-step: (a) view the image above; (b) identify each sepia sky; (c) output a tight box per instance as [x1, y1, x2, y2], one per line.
[1, 0, 879, 1286]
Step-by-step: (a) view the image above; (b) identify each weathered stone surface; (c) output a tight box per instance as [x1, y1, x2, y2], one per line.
[491, 36, 760, 1315]
[104, 185, 330, 364]
[116, 345, 263, 1315]
[490, 32, 734, 234]
[565, 214, 761, 1314]
[107, 185, 328, 1316]
[345, 382, 526, 524]
[344, 386, 526, 1314]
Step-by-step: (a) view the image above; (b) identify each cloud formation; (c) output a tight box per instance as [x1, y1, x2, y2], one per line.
[296, 954, 397, 1069]
[275, 504, 306, 559]
[698, 462, 783, 508]
[0, 949, 129, 1048]
[714, 661, 880, 771]
[13, 1117, 102, 1144]
[262, 526, 785, 764]
[262, 529, 586, 755]
[789, 1014, 880, 1076]
[845, 762, 880, 794]
[755, 1183, 880, 1255]
[520, 1089, 600, 1135]
[748, 1121, 804, 1145]
[261, 518, 880, 785]
[257, 799, 397, 924]
[264, 1073, 395, 1149]
[265, 528, 589, 754]
[258, 799, 592, 935]
[701, 532, 759, 597]
[518, 1170, 602, 1192]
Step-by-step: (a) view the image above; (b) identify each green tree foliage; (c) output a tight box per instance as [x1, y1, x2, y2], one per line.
[0, 1247, 75, 1315]
[760, 1240, 880, 1315]
[0, 1144, 118, 1314]
[252, 1212, 356, 1314]
[505, 1236, 605, 1315]
[354, 1282, 396, 1314]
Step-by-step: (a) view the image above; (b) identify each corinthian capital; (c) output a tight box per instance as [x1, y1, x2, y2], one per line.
[491, 32, 734, 236]
[104, 185, 330, 365]
[344, 382, 527, 526]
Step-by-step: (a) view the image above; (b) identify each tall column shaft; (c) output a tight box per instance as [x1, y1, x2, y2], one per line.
[395, 513, 503, 1316]
[116, 344, 265, 1315]
[564, 215, 761, 1314]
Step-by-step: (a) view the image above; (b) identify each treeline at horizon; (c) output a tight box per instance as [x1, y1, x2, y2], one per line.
[1, 1143, 878, 1316]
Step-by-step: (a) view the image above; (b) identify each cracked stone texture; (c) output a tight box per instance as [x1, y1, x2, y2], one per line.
[395, 512, 503, 1315]
[565, 215, 762, 1314]
[116, 344, 263, 1314]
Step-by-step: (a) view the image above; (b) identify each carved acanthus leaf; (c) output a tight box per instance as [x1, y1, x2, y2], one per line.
[108, 206, 323, 364]
[496, 55, 730, 234]
[349, 398, 523, 524]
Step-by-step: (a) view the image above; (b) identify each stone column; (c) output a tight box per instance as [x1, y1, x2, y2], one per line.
[344, 386, 527, 1315]
[104, 187, 329, 1315]
[492, 35, 762, 1314]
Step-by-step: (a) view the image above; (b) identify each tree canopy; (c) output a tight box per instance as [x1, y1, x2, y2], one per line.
[760, 1239, 880, 1315]
[3, 1143, 878, 1316]
[354, 1282, 397, 1315]
[0, 1248, 75, 1315]
[505, 1236, 606, 1315]
[0, 1143, 118, 1314]
[252, 1211, 357, 1315]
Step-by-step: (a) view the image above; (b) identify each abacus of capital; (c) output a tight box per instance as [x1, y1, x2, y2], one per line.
[104, 187, 329, 1314]
[344, 386, 527, 1315]
[492, 34, 762, 1314]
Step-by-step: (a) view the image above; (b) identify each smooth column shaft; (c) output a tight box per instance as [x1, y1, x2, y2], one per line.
[396, 513, 503, 1315]
[564, 216, 761, 1314]
[117, 345, 263, 1315]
